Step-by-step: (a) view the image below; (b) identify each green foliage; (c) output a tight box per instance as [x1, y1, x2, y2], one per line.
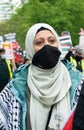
[0, 0, 84, 49]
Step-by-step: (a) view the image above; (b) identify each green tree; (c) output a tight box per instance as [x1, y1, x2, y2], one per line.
[0, 0, 84, 49]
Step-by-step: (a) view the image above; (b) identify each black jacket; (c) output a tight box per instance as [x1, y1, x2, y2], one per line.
[72, 80, 84, 130]
[0, 59, 11, 92]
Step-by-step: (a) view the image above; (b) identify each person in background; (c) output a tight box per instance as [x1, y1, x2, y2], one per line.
[13, 51, 23, 68]
[79, 28, 84, 47]
[10, 58, 19, 71]
[0, 23, 84, 130]
[65, 45, 84, 74]
[23, 57, 30, 64]
[0, 48, 12, 92]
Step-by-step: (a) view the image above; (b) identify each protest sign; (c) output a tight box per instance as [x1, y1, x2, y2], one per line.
[1, 41, 13, 59]
[59, 35, 72, 59]
[0, 36, 3, 48]
[4, 33, 16, 42]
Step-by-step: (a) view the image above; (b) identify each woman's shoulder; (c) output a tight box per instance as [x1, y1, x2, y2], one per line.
[9, 64, 30, 95]
[13, 64, 30, 78]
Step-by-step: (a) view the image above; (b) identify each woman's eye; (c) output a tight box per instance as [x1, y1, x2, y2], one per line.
[50, 39, 56, 43]
[35, 41, 43, 45]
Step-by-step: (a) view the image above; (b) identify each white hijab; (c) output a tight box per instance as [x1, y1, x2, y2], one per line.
[25, 23, 71, 130]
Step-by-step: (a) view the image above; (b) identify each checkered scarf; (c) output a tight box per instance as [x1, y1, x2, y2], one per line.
[0, 83, 21, 130]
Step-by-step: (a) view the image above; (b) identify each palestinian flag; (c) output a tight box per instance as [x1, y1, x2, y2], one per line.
[61, 106, 76, 130]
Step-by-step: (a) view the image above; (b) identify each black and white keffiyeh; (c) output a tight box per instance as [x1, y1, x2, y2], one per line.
[73, 75, 84, 106]
[0, 83, 21, 130]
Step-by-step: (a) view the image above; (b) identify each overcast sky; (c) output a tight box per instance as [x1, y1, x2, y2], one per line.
[0, 0, 21, 4]
[0, 0, 21, 20]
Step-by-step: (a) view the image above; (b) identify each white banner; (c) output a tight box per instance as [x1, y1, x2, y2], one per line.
[4, 33, 16, 42]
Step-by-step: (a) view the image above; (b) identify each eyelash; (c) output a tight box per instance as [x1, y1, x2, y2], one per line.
[34, 39, 56, 46]
[35, 41, 42, 45]
[50, 39, 56, 43]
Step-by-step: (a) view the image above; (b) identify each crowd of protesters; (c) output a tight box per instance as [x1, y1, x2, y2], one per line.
[0, 27, 84, 91]
[11, 45, 30, 69]
[0, 25, 84, 130]
[0, 43, 29, 92]
[0, 48, 12, 92]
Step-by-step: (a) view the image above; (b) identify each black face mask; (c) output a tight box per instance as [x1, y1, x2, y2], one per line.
[75, 55, 83, 61]
[32, 45, 61, 69]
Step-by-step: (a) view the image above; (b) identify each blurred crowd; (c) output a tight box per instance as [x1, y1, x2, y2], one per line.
[0, 22, 84, 130]
[64, 28, 84, 74]
[0, 45, 30, 92]
[0, 28, 84, 93]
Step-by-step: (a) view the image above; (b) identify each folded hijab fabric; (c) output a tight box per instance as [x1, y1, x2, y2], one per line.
[25, 23, 71, 130]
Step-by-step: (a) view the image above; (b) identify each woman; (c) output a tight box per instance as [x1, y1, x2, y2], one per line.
[0, 23, 84, 130]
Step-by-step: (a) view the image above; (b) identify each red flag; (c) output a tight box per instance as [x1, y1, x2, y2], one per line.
[61, 106, 76, 130]
[12, 41, 18, 50]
